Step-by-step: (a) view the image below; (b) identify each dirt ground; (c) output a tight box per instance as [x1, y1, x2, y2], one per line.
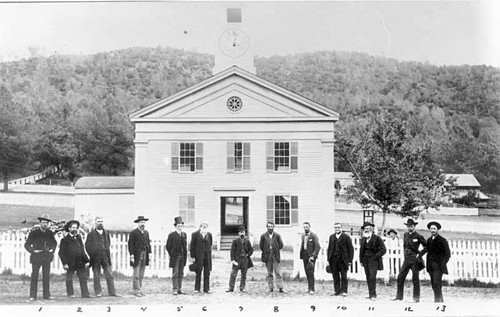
[1, 274, 499, 306]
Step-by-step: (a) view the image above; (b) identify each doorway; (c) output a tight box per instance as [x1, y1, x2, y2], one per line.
[220, 197, 248, 235]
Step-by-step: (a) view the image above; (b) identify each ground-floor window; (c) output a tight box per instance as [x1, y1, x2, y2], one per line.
[266, 195, 298, 225]
[179, 195, 195, 225]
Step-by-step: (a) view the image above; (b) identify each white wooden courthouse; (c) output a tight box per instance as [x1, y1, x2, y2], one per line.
[76, 9, 340, 247]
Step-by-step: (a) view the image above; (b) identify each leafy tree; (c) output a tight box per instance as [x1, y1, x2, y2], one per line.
[335, 115, 452, 232]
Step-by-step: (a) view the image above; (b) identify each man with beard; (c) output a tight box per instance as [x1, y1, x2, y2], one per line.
[128, 216, 151, 297]
[190, 221, 213, 293]
[419, 221, 451, 303]
[359, 222, 386, 301]
[327, 222, 354, 297]
[259, 222, 286, 293]
[227, 226, 253, 293]
[24, 214, 57, 301]
[299, 222, 320, 294]
[166, 217, 188, 295]
[85, 217, 120, 298]
[59, 220, 90, 298]
[392, 219, 427, 303]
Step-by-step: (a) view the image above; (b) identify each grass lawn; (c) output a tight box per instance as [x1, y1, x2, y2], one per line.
[0, 205, 74, 232]
[0, 273, 499, 305]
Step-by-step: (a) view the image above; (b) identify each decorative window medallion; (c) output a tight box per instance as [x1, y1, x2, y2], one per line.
[227, 96, 243, 112]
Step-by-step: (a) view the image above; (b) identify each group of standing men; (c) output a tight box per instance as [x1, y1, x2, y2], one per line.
[25, 214, 450, 303]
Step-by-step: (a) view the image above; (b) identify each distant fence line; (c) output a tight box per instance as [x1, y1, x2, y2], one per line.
[7, 167, 58, 187]
[1, 232, 498, 283]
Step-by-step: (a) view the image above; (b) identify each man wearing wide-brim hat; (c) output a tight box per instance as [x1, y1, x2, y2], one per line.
[58, 220, 91, 298]
[24, 214, 58, 301]
[418, 221, 451, 302]
[166, 217, 188, 295]
[359, 222, 386, 301]
[128, 216, 151, 297]
[392, 219, 427, 303]
[227, 226, 254, 293]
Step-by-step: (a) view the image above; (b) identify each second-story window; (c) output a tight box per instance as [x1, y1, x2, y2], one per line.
[171, 142, 203, 172]
[227, 142, 250, 172]
[266, 142, 298, 172]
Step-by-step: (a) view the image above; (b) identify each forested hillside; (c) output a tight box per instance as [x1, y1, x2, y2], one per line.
[0, 47, 499, 194]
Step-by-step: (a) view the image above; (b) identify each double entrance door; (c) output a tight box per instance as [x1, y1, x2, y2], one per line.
[220, 196, 248, 235]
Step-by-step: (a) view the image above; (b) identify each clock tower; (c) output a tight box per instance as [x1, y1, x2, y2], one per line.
[213, 8, 256, 74]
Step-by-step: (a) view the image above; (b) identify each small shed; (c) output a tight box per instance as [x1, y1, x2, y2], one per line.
[74, 177, 136, 231]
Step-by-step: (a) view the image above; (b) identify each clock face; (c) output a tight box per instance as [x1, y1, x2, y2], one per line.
[219, 28, 250, 58]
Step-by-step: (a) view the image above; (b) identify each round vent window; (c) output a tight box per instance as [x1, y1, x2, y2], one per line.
[227, 96, 243, 112]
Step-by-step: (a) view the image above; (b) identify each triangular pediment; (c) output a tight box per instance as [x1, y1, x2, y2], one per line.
[130, 66, 339, 122]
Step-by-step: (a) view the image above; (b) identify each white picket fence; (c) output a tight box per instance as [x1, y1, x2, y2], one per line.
[1, 233, 499, 283]
[293, 236, 500, 283]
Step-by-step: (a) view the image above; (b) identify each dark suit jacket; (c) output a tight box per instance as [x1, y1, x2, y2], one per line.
[24, 228, 57, 264]
[327, 232, 354, 267]
[128, 228, 151, 267]
[58, 234, 89, 269]
[359, 234, 386, 270]
[259, 231, 284, 263]
[230, 237, 254, 269]
[419, 234, 451, 274]
[402, 231, 427, 263]
[85, 229, 112, 267]
[190, 230, 212, 271]
[166, 231, 188, 268]
[299, 232, 321, 261]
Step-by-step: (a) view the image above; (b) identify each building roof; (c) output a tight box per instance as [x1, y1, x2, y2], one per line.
[129, 66, 340, 121]
[445, 174, 481, 188]
[74, 177, 135, 189]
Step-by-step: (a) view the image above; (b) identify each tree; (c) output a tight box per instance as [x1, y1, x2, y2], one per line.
[335, 115, 452, 232]
[0, 85, 32, 191]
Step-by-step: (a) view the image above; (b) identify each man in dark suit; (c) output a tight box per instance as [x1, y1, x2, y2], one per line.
[58, 220, 90, 298]
[24, 214, 57, 301]
[166, 216, 188, 295]
[392, 218, 427, 302]
[299, 222, 321, 294]
[227, 226, 253, 292]
[259, 222, 286, 293]
[419, 221, 451, 302]
[128, 216, 151, 297]
[190, 221, 212, 293]
[327, 222, 354, 297]
[85, 216, 120, 298]
[359, 221, 386, 301]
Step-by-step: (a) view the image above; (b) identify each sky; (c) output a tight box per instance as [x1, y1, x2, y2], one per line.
[0, 1, 499, 67]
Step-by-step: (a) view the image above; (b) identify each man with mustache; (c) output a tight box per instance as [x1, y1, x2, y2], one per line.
[359, 222, 386, 301]
[227, 226, 253, 293]
[166, 217, 188, 295]
[299, 222, 320, 294]
[128, 216, 151, 297]
[259, 222, 286, 293]
[189, 221, 213, 293]
[59, 220, 90, 298]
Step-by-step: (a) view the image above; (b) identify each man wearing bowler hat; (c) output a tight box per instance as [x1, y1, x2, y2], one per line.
[166, 217, 188, 295]
[59, 220, 90, 298]
[392, 219, 427, 302]
[128, 216, 151, 297]
[24, 214, 58, 301]
[359, 221, 386, 301]
[227, 226, 253, 293]
[189, 221, 213, 293]
[419, 221, 451, 302]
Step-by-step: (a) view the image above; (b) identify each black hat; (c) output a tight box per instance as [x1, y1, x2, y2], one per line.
[427, 221, 442, 230]
[326, 265, 332, 274]
[387, 229, 398, 235]
[134, 216, 149, 223]
[237, 226, 246, 233]
[188, 263, 196, 272]
[361, 222, 375, 229]
[64, 220, 80, 232]
[404, 219, 418, 226]
[174, 216, 184, 226]
[37, 214, 52, 222]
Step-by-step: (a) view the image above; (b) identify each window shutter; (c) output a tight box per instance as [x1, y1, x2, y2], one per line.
[243, 142, 251, 171]
[266, 142, 274, 171]
[266, 196, 274, 223]
[291, 195, 299, 225]
[291, 142, 298, 171]
[171, 143, 179, 171]
[227, 142, 234, 171]
[195, 142, 203, 171]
